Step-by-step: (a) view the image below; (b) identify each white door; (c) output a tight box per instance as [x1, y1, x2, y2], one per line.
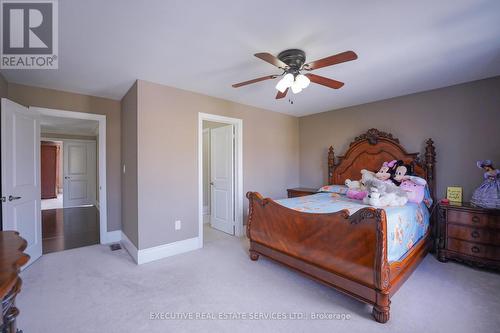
[210, 125, 234, 235]
[1, 98, 42, 267]
[63, 140, 96, 207]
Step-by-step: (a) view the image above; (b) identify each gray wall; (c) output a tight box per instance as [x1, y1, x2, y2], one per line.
[136, 80, 299, 249]
[299, 76, 500, 201]
[121, 82, 139, 247]
[7, 83, 122, 232]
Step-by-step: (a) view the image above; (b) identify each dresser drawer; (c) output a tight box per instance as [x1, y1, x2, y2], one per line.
[447, 224, 500, 246]
[447, 238, 500, 260]
[447, 210, 500, 229]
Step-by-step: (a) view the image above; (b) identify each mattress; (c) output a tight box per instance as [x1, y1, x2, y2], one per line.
[275, 193, 430, 262]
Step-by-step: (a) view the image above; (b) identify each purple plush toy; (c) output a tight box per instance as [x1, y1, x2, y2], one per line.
[471, 160, 500, 209]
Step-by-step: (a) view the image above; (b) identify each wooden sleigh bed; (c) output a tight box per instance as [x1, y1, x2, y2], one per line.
[246, 128, 436, 323]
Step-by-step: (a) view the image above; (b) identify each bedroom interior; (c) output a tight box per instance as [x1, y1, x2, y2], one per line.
[0, 1, 499, 332]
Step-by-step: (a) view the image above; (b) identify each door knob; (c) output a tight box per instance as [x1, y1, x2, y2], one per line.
[8, 195, 21, 201]
[64, 176, 70, 179]
[210, 182, 214, 186]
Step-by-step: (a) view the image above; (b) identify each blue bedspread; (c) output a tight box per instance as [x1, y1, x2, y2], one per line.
[275, 193, 430, 262]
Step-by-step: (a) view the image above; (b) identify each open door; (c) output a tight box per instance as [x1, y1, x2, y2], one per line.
[1, 98, 42, 267]
[210, 124, 235, 235]
[63, 140, 96, 208]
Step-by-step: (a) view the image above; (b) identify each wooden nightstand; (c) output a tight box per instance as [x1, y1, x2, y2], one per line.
[286, 187, 317, 198]
[437, 202, 500, 270]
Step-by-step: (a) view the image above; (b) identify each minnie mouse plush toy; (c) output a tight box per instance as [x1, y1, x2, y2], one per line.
[375, 160, 397, 182]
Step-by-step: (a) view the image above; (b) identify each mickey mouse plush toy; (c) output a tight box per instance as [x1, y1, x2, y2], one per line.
[375, 159, 414, 185]
[391, 160, 414, 185]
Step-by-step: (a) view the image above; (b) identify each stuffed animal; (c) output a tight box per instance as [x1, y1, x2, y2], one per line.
[400, 176, 426, 203]
[391, 160, 414, 186]
[345, 169, 376, 189]
[375, 160, 397, 181]
[363, 178, 408, 207]
[345, 170, 376, 200]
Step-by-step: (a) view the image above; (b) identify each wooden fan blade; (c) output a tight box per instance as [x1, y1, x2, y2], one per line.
[276, 88, 288, 99]
[305, 73, 344, 89]
[232, 75, 276, 88]
[303, 51, 357, 70]
[254, 53, 288, 69]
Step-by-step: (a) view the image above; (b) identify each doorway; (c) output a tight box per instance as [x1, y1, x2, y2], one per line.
[198, 113, 243, 247]
[40, 135, 98, 254]
[1, 99, 109, 267]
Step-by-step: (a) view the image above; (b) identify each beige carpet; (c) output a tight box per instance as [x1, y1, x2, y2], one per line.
[18, 226, 500, 333]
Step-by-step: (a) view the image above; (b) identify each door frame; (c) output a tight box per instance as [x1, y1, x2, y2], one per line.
[198, 113, 243, 246]
[31, 106, 109, 244]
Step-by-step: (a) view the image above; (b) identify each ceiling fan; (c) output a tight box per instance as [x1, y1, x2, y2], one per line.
[232, 49, 358, 99]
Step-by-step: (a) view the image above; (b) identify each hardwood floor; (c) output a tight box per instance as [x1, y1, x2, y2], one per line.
[41, 206, 99, 254]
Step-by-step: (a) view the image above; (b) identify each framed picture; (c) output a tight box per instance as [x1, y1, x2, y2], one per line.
[447, 186, 463, 203]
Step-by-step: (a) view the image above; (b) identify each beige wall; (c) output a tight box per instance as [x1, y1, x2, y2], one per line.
[299, 76, 500, 201]
[203, 121, 227, 129]
[0, 73, 7, 98]
[120, 82, 139, 247]
[135, 80, 299, 249]
[8, 83, 122, 231]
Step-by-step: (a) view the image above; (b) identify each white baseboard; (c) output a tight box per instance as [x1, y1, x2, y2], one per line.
[121, 231, 138, 264]
[138, 237, 200, 265]
[203, 205, 209, 215]
[102, 230, 121, 244]
[120, 232, 201, 265]
[203, 214, 210, 224]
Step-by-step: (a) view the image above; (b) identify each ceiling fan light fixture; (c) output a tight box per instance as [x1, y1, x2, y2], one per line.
[295, 74, 310, 89]
[275, 73, 294, 93]
[291, 80, 303, 94]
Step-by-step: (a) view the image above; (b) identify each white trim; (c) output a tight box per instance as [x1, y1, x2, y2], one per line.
[103, 230, 122, 244]
[198, 113, 244, 247]
[120, 232, 200, 265]
[137, 237, 200, 265]
[31, 106, 109, 245]
[42, 137, 96, 143]
[121, 231, 138, 264]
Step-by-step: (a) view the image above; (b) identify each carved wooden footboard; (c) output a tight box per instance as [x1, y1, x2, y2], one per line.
[246, 129, 436, 323]
[247, 192, 394, 322]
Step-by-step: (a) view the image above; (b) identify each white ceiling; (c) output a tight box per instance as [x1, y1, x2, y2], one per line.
[40, 115, 98, 136]
[2, 0, 500, 116]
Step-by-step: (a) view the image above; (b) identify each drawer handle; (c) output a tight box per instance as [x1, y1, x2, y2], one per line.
[471, 231, 480, 238]
[471, 246, 480, 253]
[471, 216, 480, 223]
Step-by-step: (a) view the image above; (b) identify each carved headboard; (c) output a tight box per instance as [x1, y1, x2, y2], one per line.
[328, 128, 436, 200]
